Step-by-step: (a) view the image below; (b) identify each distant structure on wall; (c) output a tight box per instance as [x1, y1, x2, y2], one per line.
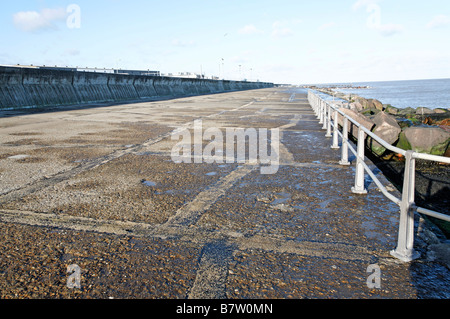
[162, 72, 220, 80]
[4, 64, 161, 77]
[0, 64, 274, 110]
[4, 65, 239, 81]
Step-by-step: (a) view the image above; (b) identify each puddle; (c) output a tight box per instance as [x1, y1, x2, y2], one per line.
[271, 192, 292, 205]
[155, 189, 192, 195]
[7, 155, 30, 160]
[362, 220, 390, 244]
[141, 180, 157, 187]
[206, 172, 217, 176]
[316, 198, 334, 212]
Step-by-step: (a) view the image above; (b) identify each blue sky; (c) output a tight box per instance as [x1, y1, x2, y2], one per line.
[1, 0, 449, 84]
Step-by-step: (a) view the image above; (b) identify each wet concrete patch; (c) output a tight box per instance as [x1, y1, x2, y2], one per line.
[197, 164, 400, 251]
[282, 130, 342, 163]
[227, 248, 418, 298]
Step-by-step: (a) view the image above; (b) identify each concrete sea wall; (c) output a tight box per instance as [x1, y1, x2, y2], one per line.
[0, 66, 273, 110]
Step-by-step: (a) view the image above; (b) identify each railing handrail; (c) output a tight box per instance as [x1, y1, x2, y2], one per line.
[309, 89, 450, 164]
[321, 94, 450, 163]
[307, 90, 450, 262]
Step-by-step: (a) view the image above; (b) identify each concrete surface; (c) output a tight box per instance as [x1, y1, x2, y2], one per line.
[0, 87, 449, 299]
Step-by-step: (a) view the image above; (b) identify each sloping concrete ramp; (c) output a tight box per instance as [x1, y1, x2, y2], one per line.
[0, 66, 273, 110]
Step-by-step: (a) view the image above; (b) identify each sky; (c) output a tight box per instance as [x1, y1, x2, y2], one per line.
[1, 0, 450, 84]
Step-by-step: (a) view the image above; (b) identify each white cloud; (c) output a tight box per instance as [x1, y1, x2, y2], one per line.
[271, 27, 293, 38]
[271, 21, 296, 38]
[230, 50, 255, 64]
[426, 14, 450, 29]
[352, 0, 380, 11]
[238, 24, 263, 35]
[64, 49, 81, 56]
[13, 8, 67, 32]
[171, 39, 196, 47]
[318, 22, 337, 31]
[376, 23, 404, 36]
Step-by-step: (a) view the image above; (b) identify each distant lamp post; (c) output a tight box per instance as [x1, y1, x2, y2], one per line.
[221, 58, 225, 79]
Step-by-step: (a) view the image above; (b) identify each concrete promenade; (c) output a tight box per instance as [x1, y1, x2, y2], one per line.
[0, 87, 449, 299]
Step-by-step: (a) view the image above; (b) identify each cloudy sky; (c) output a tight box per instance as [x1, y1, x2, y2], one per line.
[1, 0, 449, 84]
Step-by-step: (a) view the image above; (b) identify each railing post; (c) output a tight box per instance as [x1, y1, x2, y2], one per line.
[351, 126, 367, 194]
[390, 151, 420, 262]
[331, 109, 339, 149]
[314, 94, 319, 117]
[320, 100, 325, 125]
[325, 103, 332, 137]
[339, 117, 350, 165]
[321, 101, 326, 130]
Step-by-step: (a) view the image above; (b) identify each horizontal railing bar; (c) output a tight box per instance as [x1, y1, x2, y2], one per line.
[359, 157, 402, 205]
[361, 126, 408, 156]
[326, 100, 407, 156]
[416, 206, 450, 223]
[323, 96, 450, 162]
[310, 89, 447, 209]
[336, 124, 401, 204]
[308, 90, 450, 262]
[412, 152, 450, 164]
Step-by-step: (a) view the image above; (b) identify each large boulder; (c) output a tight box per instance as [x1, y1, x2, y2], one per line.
[403, 126, 450, 156]
[384, 105, 399, 115]
[434, 108, 448, 114]
[355, 97, 370, 109]
[368, 112, 402, 155]
[398, 107, 416, 116]
[338, 108, 375, 139]
[396, 131, 411, 151]
[416, 107, 434, 115]
[349, 101, 363, 112]
[367, 99, 384, 111]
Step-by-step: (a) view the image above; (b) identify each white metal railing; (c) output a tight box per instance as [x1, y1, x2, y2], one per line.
[307, 90, 450, 262]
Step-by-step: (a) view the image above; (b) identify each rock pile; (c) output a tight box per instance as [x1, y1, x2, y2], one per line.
[328, 91, 450, 157]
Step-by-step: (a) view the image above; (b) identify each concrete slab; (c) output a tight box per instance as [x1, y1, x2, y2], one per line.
[0, 88, 449, 299]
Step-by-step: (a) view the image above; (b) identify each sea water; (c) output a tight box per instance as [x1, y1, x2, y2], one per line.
[332, 78, 450, 109]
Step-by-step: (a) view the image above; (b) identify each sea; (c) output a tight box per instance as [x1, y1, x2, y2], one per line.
[301, 78, 450, 110]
